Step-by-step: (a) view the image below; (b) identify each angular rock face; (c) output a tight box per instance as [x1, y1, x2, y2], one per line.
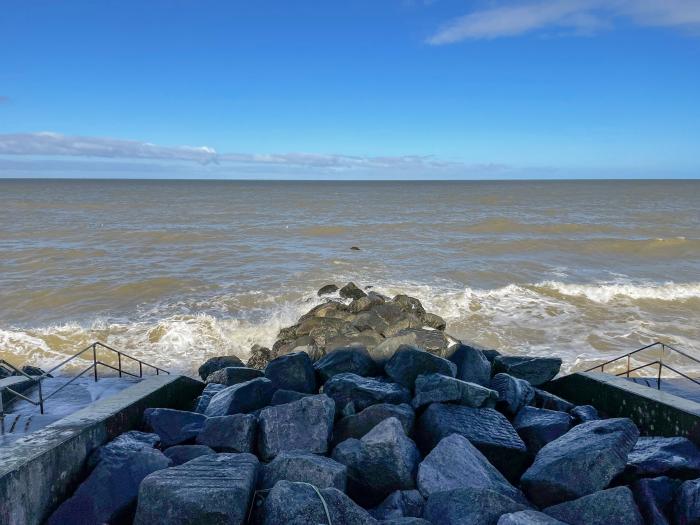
[490, 373, 536, 416]
[412, 373, 498, 409]
[313, 346, 379, 383]
[318, 284, 339, 296]
[372, 490, 425, 520]
[247, 344, 272, 370]
[673, 478, 700, 525]
[198, 355, 245, 380]
[340, 281, 367, 300]
[196, 413, 257, 453]
[422, 312, 446, 330]
[497, 510, 567, 524]
[163, 445, 215, 465]
[194, 383, 226, 413]
[270, 389, 312, 405]
[332, 417, 422, 506]
[323, 372, 411, 413]
[513, 406, 572, 453]
[393, 294, 426, 319]
[204, 377, 276, 416]
[447, 344, 492, 386]
[543, 486, 644, 525]
[258, 394, 335, 461]
[416, 434, 526, 504]
[205, 366, 263, 386]
[625, 437, 700, 479]
[521, 418, 640, 507]
[264, 352, 317, 393]
[381, 518, 432, 525]
[384, 346, 457, 389]
[631, 476, 681, 525]
[422, 488, 528, 525]
[333, 402, 415, 445]
[134, 453, 259, 525]
[143, 408, 207, 447]
[533, 388, 575, 412]
[371, 329, 453, 365]
[260, 451, 347, 490]
[493, 356, 562, 386]
[571, 405, 599, 424]
[86, 430, 161, 469]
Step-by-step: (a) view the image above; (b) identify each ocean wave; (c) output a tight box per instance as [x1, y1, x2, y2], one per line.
[536, 281, 700, 303]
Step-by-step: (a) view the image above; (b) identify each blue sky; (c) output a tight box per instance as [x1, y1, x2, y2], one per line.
[1, 0, 699, 179]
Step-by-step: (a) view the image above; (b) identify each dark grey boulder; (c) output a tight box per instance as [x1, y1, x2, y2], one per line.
[493, 356, 562, 386]
[521, 418, 640, 507]
[323, 372, 411, 413]
[134, 453, 259, 525]
[193, 383, 226, 413]
[196, 413, 257, 453]
[163, 444, 215, 465]
[483, 349, 502, 362]
[372, 490, 425, 520]
[447, 344, 492, 386]
[490, 373, 536, 416]
[631, 476, 681, 525]
[258, 394, 335, 460]
[543, 486, 644, 525]
[204, 377, 276, 416]
[380, 518, 432, 525]
[673, 478, 700, 525]
[422, 312, 446, 330]
[513, 406, 572, 454]
[260, 451, 347, 490]
[383, 314, 424, 338]
[270, 389, 312, 405]
[497, 510, 566, 524]
[416, 403, 528, 482]
[198, 355, 245, 380]
[626, 436, 700, 479]
[205, 366, 263, 386]
[371, 329, 453, 365]
[340, 281, 367, 300]
[393, 294, 426, 319]
[143, 408, 207, 447]
[247, 344, 272, 370]
[423, 488, 527, 525]
[412, 373, 498, 409]
[384, 346, 457, 389]
[332, 417, 422, 506]
[533, 388, 575, 412]
[350, 294, 385, 313]
[313, 346, 379, 382]
[318, 284, 339, 296]
[264, 351, 317, 393]
[333, 402, 415, 445]
[86, 430, 160, 469]
[571, 404, 600, 423]
[417, 434, 526, 503]
[373, 302, 409, 325]
[352, 310, 390, 333]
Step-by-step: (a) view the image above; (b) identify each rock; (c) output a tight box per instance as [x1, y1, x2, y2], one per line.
[373, 302, 410, 325]
[313, 345, 379, 382]
[163, 444, 215, 465]
[533, 388, 575, 412]
[340, 281, 367, 300]
[384, 346, 457, 389]
[318, 284, 339, 296]
[350, 294, 385, 313]
[264, 351, 317, 393]
[371, 329, 453, 365]
[332, 417, 422, 506]
[417, 434, 526, 504]
[498, 510, 567, 524]
[447, 344, 492, 386]
[270, 389, 312, 405]
[21, 365, 50, 377]
[571, 405, 600, 423]
[543, 486, 644, 525]
[513, 406, 572, 454]
[631, 476, 681, 525]
[258, 480, 378, 525]
[205, 366, 263, 386]
[383, 314, 424, 338]
[86, 430, 161, 469]
[416, 403, 528, 482]
[673, 478, 700, 525]
[422, 488, 527, 525]
[260, 451, 347, 490]
[258, 394, 335, 461]
[521, 418, 640, 507]
[351, 246, 361, 250]
[333, 403, 415, 445]
[412, 373, 498, 409]
[393, 295, 427, 319]
[626, 437, 700, 479]
[133, 453, 259, 525]
[143, 408, 207, 447]
[372, 490, 425, 520]
[198, 355, 245, 380]
[204, 377, 276, 416]
[323, 372, 411, 413]
[196, 413, 257, 453]
[491, 373, 536, 416]
[247, 344, 272, 370]
[352, 311, 391, 334]
[276, 335, 324, 361]
[422, 312, 446, 330]
[493, 356, 562, 386]
[483, 349, 502, 362]
[193, 383, 226, 413]
[380, 518, 432, 525]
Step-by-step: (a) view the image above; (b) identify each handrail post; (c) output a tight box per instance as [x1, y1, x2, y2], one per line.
[626, 355, 630, 378]
[38, 380, 44, 414]
[139, 361, 143, 378]
[0, 390, 4, 417]
[92, 343, 98, 382]
[118, 353, 122, 378]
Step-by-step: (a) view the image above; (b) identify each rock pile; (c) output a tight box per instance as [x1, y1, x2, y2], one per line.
[47, 283, 700, 525]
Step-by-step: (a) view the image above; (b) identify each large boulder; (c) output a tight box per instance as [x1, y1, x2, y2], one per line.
[333, 403, 415, 446]
[143, 408, 207, 447]
[332, 417, 422, 506]
[258, 394, 335, 461]
[323, 373, 411, 413]
[198, 355, 245, 380]
[196, 413, 257, 453]
[260, 451, 347, 490]
[493, 356, 562, 386]
[372, 490, 425, 520]
[313, 346, 379, 383]
[264, 352, 317, 393]
[393, 294, 426, 319]
[270, 389, 312, 405]
[86, 431, 160, 469]
[417, 434, 526, 504]
[631, 476, 681, 525]
[447, 344, 492, 386]
[625, 437, 700, 479]
[318, 284, 339, 296]
[134, 453, 259, 525]
[247, 344, 272, 370]
[521, 418, 640, 507]
[204, 377, 276, 416]
[205, 366, 263, 386]
[384, 346, 457, 389]
[163, 445, 215, 466]
[422, 488, 527, 525]
[193, 383, 226, 413]
[380, 517, 432, 525]
[571, 405, 600, 424]
[340, 281, 367, 300]
[412, 373, 498, 409]
[513, 406, 572, 454]
[673, 478, 700, 525]
[371, 329, 453, 365]
[422, 312, 446, 330]
[497, 510, 567, 524]
[533, 388, 575, 412]
[490, 373, 535, 416]
[543, 486, 644, 525]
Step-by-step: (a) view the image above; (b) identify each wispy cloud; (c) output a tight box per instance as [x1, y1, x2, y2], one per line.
[427, 0, 700, 44]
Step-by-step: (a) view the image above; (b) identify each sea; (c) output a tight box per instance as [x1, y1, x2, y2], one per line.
[1, 179, 699, 376]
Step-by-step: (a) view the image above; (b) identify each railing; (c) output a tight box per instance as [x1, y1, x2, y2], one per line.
[0, 341, 168, 417]
[584, 341, 700, 391]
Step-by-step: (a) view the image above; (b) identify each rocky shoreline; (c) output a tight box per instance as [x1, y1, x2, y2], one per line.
[46, 283, 700, 525]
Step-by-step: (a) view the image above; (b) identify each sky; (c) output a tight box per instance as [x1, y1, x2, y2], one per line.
[1, 0, 699, 179]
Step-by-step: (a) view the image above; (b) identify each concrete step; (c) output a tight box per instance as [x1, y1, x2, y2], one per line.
[0, 413, 63, 446]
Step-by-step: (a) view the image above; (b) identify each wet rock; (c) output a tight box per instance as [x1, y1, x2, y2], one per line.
[491, 373, 536, 416]
[143, 408, 207, 447]
[163, 444, 215, 465]
[423, 488, 527, 525]
[371, 329, 453, 365]
[352, 311, 390, 334]
[393, 295, 427, 319]
[260, 451, 347, 490]
[134, 453, 259, 525]
[422, 312, 446, 330]
[325, 330, 384, 353]
[373, 302, 409, 326]
[333, 402, 415, 446]
[313, 345, 379, 383]
[198, 355, 245, 380]
[21, 365, 50, 377]
[447, 344, 492, 386]
[626, 436, 700, 479]
[493, 356, 562, 386]
[205, 366, 263, 386]
[383, 314, 424, 338]
[247, 344, 272, 370]
[543, 486, 644, 525]
[350, 294, 385, 313]
[483, 349, 502, 362]
[533, 388, 575, 412]
[372, 490, 425, 520]
[270, 389, 312, 405]
[204, 377, 276, 416]
[193, 383, 226, 413]
[513, 406, 572, 454]
[86, 430, 161, 469]
[323, 372, 411, 413]
[571, 404, 600, 424]
[631, 476, 681, 525]
[417, 434, 526, 503]
[196, 413, 257, 453]
[521, 418, 640, 507]
[380, 518, 432, 525]
[332, 417, 422, 506]
[497, 510, 567, 524]
[385, 346, 457, 389]
[264, 351, 317, 393]
[258, 394, 335, 461]
[412, 373, 498, 409]
[318, 284, 339, 296]
[673, 478, 700, 525]
[340, 281, 367, 300]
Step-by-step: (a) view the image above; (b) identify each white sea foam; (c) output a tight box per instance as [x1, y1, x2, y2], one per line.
[537, 280, 700, 303]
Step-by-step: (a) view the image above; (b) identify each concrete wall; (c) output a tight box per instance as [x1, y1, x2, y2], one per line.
[0, 374, 203, 525]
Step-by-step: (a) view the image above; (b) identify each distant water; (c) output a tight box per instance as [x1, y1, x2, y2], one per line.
[1, 179, 699, 376]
